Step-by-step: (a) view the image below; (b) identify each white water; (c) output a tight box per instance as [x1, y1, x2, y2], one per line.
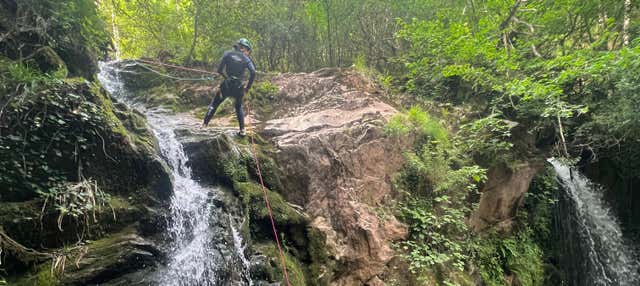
[148, 113, 220, 284]
[549, 158, 640, 286]
[230, 215, 253, 286]
[98, 61, 252, 285]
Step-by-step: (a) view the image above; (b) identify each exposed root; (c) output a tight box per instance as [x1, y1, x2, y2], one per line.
[0, 227, 52, 264]
[0, 228, 91, 277]
[53, 178, 110, 232]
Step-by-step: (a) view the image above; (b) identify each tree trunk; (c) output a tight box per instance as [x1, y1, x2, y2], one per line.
[185, 2, 200, 65]
[323, 0, 334, 66]
[557, 113, 569, 157]
[623, 0, 631, 46]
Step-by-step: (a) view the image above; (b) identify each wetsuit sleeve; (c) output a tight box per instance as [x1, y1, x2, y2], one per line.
[217, 52, 228, 76]
[246, 59, 256, 90]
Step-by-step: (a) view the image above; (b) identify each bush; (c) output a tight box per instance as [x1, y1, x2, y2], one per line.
[385, 106, 449, 145]
[456, 114, 514, 165]
[396, 142, 486, 279]
[471, 228, 545, 286]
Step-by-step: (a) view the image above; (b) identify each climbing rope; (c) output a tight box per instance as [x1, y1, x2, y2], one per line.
[245, 103, 292, 286]
[134, 59, 219, 81]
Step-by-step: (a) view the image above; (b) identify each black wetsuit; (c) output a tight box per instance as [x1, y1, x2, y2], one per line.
[203, 48, 256, 130]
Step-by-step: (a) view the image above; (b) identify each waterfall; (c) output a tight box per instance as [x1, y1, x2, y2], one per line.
[549, 158, 640, 286]
[97, 61, 252, 285]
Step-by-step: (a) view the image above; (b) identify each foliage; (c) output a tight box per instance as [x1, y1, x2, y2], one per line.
[389, 106, 556, 285]
[456, 114, 514, 165]
[0, 60, 122, 206]
[391, 107, 487, 279]
[0, 0, 110, 76]
[471, 228, 545, 286]
[385, 106, 449, 146]
[40, 179, 112, 232]
[525, 168, 560, 242]
[396, 0, 639, 163]
[98, 0, 450, 72]
[252, 81, 279, 97]
[246, 81, 280, 117]
[398, 154, 486, 274]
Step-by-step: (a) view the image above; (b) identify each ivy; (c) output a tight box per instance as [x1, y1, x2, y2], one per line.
[0, 60, 118, 207]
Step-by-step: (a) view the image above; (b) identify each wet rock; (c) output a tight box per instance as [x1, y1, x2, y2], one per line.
[250, 254, 275, 282]
[60, 227, 164, 285]
[8, 227, 163, 286]
[180, 128, 248, 185]
[261, 69, 410, 285]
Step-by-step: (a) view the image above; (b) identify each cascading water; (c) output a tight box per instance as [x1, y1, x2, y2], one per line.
[98, 61, 252, 285]
[549, 158, 640, 286]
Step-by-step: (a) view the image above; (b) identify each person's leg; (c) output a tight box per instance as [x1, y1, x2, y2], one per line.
[234, 88, 245, 134]
[203, 88, 225, 126]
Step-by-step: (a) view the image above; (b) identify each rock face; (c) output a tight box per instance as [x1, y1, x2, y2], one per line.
[469, 161, 544, 232]
[3, 80, 173, 285]
[261, 68, 410, 285]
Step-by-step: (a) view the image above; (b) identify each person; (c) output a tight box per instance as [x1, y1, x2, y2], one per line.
[203, 38, 256, 137]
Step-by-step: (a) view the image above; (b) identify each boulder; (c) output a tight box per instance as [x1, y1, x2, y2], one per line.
[469, 161, 544, 232]
[261, 68, 410, 285]
[61, 227, 164, 285]
[32, 46, 68, 76]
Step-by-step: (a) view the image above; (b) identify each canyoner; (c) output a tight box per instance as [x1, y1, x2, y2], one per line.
[203, 38, 256, 137]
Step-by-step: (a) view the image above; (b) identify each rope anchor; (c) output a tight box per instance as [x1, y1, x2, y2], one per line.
[134, 59, 219, 81]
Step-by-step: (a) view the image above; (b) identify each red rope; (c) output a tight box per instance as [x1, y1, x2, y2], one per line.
[137, 59, 220, 75]
[245, 103, 292, 286]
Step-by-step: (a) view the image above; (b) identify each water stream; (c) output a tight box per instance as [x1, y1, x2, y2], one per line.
[98, 61, 252, 285]
[549, 158, 640, 286]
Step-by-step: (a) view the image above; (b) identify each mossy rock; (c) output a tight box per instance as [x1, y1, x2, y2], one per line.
[253, 242, 307, 286]
[233, 182, 306, 228]
[0, 195, 145, 252]
[110, 60, 165, 91]
[9, 224, 161, 286]
[245, 146, 284, 194]
[32, 46, 68, 77]
[306, 225, 335, 286]
[12, 262, 59, 286]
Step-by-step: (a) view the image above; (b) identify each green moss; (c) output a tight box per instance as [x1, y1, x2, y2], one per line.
[246, 81, 280, 120]
[12, 262, 59, 286]
[0, 200, 44, 247]
[83, 226, 135, 250]
[107, 196, 132, 210]
[145, 85, 179, 109]
[91, 82, 131, 141]
[231, 138, 283, 193]
[222, 157, 250, 182]
[251, 151, 284, 193]
[233, 182, 306, 226]
[256, 242, 307, 286]
[307, 226, 334, 286]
